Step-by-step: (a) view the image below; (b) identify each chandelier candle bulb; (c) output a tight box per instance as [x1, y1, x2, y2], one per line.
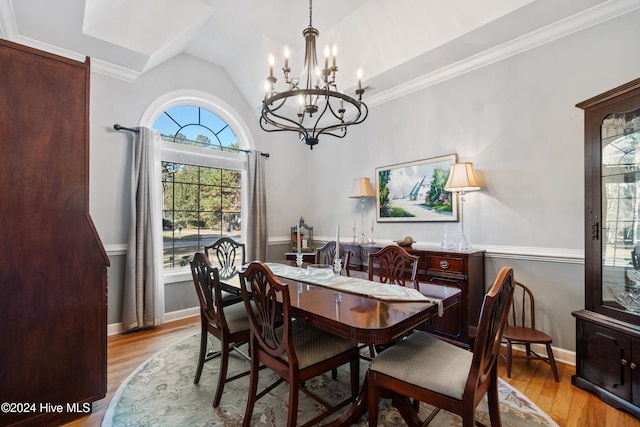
[332, 44, 337, 68]
[268, 54, 274, 77]
[324, 45, 330, 69]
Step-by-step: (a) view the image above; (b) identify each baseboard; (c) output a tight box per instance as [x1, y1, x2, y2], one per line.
[164, 306, 200, 323]
[505, 342, 575, 367]
[107, 306, 199, 336]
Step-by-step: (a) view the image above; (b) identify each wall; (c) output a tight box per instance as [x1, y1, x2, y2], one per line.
[89, 10, 640, 356]
[264, 10, 640, 356]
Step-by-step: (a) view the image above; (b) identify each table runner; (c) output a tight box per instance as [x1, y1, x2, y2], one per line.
[265, 263, 443, 315]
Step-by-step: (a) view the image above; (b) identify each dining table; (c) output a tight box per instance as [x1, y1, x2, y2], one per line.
[228, 260, 462, 426]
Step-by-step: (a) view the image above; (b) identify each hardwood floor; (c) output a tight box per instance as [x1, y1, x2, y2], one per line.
[65, 316, 640, 427]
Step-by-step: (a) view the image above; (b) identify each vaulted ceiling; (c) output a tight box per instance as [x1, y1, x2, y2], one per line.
[1, 0, 638, 111]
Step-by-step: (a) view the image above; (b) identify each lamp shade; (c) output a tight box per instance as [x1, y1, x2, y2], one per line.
[349, 177, 375, 198]
[444, 162, 481, 192]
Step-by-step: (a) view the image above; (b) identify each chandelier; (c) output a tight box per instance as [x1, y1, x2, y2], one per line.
[259, 0, 368, 150]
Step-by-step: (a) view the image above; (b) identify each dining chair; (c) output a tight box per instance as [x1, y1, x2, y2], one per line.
[366, 245, 421, 355]
[204, 237, 245, 305]
[315, 241, 352, 276]
[190, 252, 252, 407]
[368, 245, 419, 288]
[367, 267, 515, 427]
[239, 261, 361, 427]
[501, 280, 559, 381]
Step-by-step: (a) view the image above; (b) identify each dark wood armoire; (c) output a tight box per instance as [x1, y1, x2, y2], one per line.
[0, 40, 109, 426]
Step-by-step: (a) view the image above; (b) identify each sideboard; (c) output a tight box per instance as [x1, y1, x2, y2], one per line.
[343, 243, 485, 347]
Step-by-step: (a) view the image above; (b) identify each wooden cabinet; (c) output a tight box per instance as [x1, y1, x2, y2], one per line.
[342, 243, 484, 347]
[573, 77, 640, 418]
[574, 311, 640, 414]
[0, 40, 109, 426]
[421, 250, 485, 347]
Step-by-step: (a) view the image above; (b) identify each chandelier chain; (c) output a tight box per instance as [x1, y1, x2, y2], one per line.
[308, 0, 312, 28]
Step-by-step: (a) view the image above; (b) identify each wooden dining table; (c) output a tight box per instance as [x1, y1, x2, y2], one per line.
[227, 260, 462, 426]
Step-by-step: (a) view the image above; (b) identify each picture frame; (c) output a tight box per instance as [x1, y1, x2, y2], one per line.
[375, 154, 458, 222]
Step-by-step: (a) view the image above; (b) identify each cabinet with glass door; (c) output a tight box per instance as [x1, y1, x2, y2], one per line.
[574, 77, 640, 418]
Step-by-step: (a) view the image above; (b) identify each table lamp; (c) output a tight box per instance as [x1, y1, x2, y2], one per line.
[349, 177, 375, 244]
[444, 162, 480, 251]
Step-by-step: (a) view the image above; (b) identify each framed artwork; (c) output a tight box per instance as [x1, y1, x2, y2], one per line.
[375, 154, 458, 222]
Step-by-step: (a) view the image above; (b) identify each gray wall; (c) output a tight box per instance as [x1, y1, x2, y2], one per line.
[91, 10, 640, 355]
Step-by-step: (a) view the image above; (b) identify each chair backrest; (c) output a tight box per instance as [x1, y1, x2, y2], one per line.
[240, 262, 294, 361]
[191, 252, 225, 328]
[368, 245, 419, 287]
[507, 281, 536, 329]
[467, 267, 515, 401]
[205, 237, 246, 287]
[315, 241, 351, 275]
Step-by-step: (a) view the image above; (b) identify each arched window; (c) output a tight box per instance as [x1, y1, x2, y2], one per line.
[150, 103, 249, 273]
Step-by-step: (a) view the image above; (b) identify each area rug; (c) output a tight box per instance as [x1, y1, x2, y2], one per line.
[103, 334, 559, 426]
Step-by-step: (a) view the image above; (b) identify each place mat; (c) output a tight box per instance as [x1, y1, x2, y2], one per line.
[265, 263, 443, 315]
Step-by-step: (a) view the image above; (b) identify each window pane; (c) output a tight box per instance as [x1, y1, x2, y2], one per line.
[161, 161, 242, 269]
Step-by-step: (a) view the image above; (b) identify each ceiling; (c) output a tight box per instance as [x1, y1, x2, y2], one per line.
[2, 0, 639, 112]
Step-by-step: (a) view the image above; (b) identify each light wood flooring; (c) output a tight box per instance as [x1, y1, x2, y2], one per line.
[64, 316, 640, 427]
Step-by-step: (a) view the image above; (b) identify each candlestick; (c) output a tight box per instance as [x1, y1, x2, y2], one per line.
[333, 224, 342, 275]
[297, 221, 301, 256]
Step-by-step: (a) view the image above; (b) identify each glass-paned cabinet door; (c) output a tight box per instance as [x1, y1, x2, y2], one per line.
[602, 108, 640, 313]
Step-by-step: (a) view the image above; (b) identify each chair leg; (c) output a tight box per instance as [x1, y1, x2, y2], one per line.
[367, 372, 379, 427]
[486, 364, 502, 427]
[505, 340, 513, 378]
[194, 321, 207, 384]
[350, 354, 360, 398]
[369, 344, 376, 358]
[288, 378, 299, 427]
[213, 337, 230, 407]
[242, 350, 260, 427]
[461, 406, 476, 427]
[546, 343, 560, 382]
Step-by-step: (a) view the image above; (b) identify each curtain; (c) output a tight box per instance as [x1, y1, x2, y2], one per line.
[122, 127, 164, 331]
[246, 150, 268, 262]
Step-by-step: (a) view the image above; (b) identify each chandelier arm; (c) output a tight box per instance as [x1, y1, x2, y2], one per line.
[315, 99, 368, 135]
[261, 109, 308, 134]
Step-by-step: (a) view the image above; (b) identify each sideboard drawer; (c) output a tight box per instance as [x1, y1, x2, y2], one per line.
[428, 255, 463, 275]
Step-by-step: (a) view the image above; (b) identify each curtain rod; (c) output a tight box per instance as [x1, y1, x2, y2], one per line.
[113, 124, 270, 157]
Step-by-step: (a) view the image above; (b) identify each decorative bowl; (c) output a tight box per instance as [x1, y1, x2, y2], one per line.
[395, 236, 416, 248]
[608, 285, 640, 314]
[307, 264, 333, 278]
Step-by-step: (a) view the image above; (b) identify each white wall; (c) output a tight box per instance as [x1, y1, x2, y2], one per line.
[90, 10, 640, 353]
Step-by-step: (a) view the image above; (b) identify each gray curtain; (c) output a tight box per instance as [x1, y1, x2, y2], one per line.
[122, 127, 161, 331]
[246, 150, 268, 262]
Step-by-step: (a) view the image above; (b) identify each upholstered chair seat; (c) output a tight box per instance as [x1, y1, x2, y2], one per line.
[278, 321, 357, 368]
[370, 332, 472, 400]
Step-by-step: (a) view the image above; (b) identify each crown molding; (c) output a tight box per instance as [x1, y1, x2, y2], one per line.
[366, 0, 640, 108]
[91, 58, 141, 82]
